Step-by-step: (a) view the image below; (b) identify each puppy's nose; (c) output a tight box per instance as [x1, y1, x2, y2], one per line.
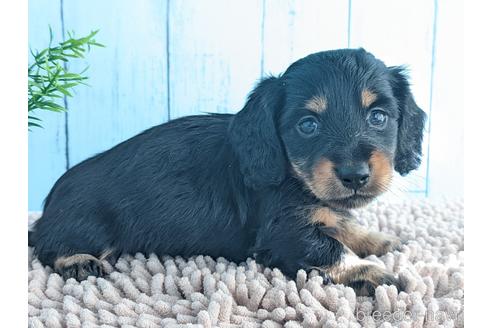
[335, 163, 370, 190]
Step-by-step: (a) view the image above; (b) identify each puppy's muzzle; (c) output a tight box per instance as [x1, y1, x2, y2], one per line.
[334, 162, 370, 191]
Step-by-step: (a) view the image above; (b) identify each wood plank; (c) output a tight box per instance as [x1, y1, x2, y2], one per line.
[62, 0, 169, 166]
[350, 0, 436, 195]
[28, 0, 67, 211]
[427, 0, 463, 198]
[168, 0, 263, 117]
[262, 0, 349, 75]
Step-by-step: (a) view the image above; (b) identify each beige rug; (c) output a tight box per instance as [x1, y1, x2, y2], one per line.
[28, 199, 464, 328]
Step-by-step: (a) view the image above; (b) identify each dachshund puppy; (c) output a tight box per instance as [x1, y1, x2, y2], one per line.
[29, 48, 425, 295]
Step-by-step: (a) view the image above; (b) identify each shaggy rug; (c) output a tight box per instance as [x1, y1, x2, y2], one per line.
[28, 199, 464, 328]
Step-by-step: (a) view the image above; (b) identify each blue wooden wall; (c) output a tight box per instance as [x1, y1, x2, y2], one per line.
[28, 0, 463, 211]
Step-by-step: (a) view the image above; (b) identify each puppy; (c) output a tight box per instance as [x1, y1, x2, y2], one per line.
[29, 48, 425, 295]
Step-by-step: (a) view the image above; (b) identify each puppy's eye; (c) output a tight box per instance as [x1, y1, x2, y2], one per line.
[367, 109, 388, 128]
[297, 116, 319, 136]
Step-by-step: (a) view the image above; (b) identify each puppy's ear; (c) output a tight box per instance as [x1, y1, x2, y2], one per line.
[229, 76, 286, 189]
[389, 66, 427, 176]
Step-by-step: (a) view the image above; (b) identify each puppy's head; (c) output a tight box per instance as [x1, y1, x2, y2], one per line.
[230, 48, 426, 209]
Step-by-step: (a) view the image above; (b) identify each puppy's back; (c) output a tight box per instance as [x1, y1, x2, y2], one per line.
[31, 114, 252, 267]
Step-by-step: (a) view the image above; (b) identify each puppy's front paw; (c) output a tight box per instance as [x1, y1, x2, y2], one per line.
[370, 232, 402, 256]
[54, 254, 104, 281]
[325, 252, 401, 296]
[351, 232, 402, 258]
[346, 265, 401, 296]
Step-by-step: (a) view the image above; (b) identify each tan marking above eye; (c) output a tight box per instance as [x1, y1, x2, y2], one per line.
[305, 95, 328, 113]
[361, 89, 377, 108]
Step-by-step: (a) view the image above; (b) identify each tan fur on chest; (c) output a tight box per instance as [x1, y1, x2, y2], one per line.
[310, 207, 339, 227]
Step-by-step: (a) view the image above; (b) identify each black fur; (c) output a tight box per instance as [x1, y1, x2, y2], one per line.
[229, 76, 287, 189]
[30, 49, 426, 284]
[389, 67, 427, 175]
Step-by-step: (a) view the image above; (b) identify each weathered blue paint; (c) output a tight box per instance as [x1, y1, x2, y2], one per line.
[424, 0, 439, 197]
[28, 0, 458, 210]
[168, 0, 263, 118]
[28, 0, 67, 211]
[62, 0, 169, 167]
[262, 0, 349, 76]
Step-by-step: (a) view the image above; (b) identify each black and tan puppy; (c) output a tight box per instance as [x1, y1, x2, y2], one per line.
[29, 48, 425, 295]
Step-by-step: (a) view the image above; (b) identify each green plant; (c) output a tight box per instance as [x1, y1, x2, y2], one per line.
[28, 28, 104, 129]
